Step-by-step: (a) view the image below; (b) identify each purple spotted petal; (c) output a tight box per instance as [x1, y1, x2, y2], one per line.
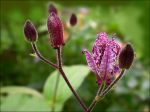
[95, 32, 108, 45]
[109, 39, 120, 55]
[92, 45, 103, 70]
[83, 32, 121, 85]
[99, 45, 114, 79]
[112, 65, 120, 75]
[82, 49, 97, 74]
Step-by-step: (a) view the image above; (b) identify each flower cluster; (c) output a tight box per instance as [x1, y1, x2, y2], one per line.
[83, 32, 121, 85]
[24, 4, 77, 49]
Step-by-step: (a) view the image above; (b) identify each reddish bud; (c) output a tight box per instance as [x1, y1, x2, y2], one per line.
[24, 20, 38, 42]
[70, 13, 77, 26]
[47, 12, 64, 48]
[48, 4, 57, 15]
[119, 43, 134, 69]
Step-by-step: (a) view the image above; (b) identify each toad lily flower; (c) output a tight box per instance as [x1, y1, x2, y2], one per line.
[83, 32, 121, 85]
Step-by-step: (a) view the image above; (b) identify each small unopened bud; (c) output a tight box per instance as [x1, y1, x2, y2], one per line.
[119, 43, 134, 69]
[70, 13, 77, 26]
[47, 12, 64, 49]
[24, 20, 38, 42]
[48, 4, 57, 15]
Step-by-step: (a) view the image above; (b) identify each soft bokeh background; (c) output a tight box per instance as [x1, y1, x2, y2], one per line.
[0, 0, 150, 112]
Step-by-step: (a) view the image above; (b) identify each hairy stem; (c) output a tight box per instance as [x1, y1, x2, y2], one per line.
[31, 42, 58, 69]
[88, 69, 125, 112]
[56, 47, 88, 112]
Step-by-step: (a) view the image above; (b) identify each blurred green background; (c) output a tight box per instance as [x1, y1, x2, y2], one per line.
[0, 0, 150, 112]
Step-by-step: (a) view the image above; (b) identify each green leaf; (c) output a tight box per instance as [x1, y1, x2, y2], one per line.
[1, 86, 43, 98]
[43, 65, 90, 111]
[0, 86, 51, 111]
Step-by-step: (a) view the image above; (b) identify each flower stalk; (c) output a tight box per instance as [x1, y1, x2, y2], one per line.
[101, 69, 125, 96]
[31, 42, 58, 69]
[56, 47, 88, 112]
[30, 42, 88, 111]
[88, 69, 125, 112]
[88, 83, 105, 112]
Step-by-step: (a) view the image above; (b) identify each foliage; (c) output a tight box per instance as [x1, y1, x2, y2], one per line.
[44, 65, 90, 111]
[0, 65, 90, 111]
[0, 86, 51, 111]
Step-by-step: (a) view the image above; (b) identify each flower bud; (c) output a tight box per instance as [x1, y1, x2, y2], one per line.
[47, 12, 64, 48]
[48, 4, 57, 15]
[119, 43, 134, 69]
[70, 13, 77, 26]
[24, 20, 38, 42]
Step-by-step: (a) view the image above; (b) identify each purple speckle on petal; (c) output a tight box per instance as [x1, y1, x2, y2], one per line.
[83, 32, 121, 85]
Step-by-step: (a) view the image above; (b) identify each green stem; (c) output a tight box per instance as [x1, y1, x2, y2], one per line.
[88, 69, 125, 112]
[52, 72, 60, 111]
[88, 82, 105, 112]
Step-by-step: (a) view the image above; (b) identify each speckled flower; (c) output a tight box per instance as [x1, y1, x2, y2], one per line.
[24, 20, 38, 42]
[119, 43, 134, 69]
[70, 13, 77, 26]
[47, 12, 65, 49]
[83, 32, 121, 85]
[48, 4, 57, 15]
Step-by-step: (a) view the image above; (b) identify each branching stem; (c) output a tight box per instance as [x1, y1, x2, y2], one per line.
[88, 69, 125, 112]
[31, 42, 58, 69]
[56, 47, 88, 112]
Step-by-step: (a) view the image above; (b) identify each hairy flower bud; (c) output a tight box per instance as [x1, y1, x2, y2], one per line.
[24, 20, 38, 42]
[47, 12, 64, 48]
[70, 13, 77, 26]
[48, 4, 57, 15]
[119, 43, 134, 69]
